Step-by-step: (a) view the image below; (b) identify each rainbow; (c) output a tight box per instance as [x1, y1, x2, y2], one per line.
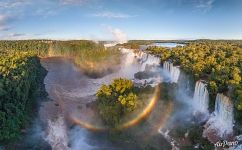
[70, 85, 173, 132]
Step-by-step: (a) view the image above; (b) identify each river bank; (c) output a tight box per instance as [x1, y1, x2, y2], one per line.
[2, 41, 239, 149]
[1, 46, 171, 149]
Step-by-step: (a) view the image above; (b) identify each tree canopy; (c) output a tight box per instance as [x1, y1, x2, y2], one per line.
[96, 78, 138, 127]
[0, 39, 118, 140]
[147, 40, 242, 125]
[0, 51, 46, 141]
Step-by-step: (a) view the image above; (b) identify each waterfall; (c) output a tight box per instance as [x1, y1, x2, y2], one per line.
[214, 94, 234, 130]
[45, 117, 69, 150]
[121, 48, 136, 66]
[93, 48, 161, 87]
[133, 50, 161, 87]
[134, 50, 160, 71]
[135, 51, 148, 64]
[141, 54, 160, 71]
[193, 81, 209, 114]
[163, 61, 180, 83]
[204, 93, 234, 138]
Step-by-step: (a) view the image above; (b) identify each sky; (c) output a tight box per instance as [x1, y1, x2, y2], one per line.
[0, 0, 242, 40]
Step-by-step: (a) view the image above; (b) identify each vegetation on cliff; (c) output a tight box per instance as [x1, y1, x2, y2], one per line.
[0, 40, 120, 140]
[0, 51, 46, 141]
[146, 40, 242, 127]
[0, 40, 121, 78]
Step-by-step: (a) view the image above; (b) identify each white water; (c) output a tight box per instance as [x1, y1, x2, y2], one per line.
[158, 129, 179, 150]
[45, 117, 69, 150]
[68, 127, 95, 150]
[42, 48, 163, 149]
[133, 49, 160, 71]
[140, 43, 185, 50]
[104, 43, 117, 48]
[204, 93, 234, 137]
[19, 43, 239, 149]
[193, 81, 209, 114]
[55, 48, 162, 99]
[89, 48, 162, 90]
[149, 43, 185, 48]
[163, 61, 180, 83]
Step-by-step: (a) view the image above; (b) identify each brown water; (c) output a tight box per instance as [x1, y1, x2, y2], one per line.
[4, 46, 237, 150]
[39, 57, 118, 150]
[4, 48, 174, 150]
[37, 48, 171, 150]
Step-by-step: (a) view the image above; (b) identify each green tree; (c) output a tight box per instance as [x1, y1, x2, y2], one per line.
[96, 78, 138, 127]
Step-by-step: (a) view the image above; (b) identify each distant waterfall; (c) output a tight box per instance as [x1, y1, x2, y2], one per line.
[163, 61, 180, 83]
[204, 93, 234, 138]
[134, 50, 160, 71]
[193, 81, 209, 114]
[135, 51, 149, 64]
[100, 48, 161, 87]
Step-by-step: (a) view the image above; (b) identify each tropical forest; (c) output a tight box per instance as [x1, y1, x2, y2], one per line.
[1, 0, 242, 150]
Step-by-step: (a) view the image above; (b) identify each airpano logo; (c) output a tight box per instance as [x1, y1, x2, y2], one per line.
[214, 140, 238, 148]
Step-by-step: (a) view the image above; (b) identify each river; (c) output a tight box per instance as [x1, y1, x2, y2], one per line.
[39, 47, 172, 150]
[4, 45, 176, 150]
[3, 43, 222, 150]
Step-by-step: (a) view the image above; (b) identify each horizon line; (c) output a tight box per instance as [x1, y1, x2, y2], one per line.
[1, 38, 242, 41]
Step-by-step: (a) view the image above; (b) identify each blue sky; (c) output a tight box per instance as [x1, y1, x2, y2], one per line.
[0, 0, 242, 40]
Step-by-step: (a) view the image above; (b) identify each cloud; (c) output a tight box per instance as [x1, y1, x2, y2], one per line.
[0, 26, 11, 31]
[178, 0, 215, 12]
[0, 1, 33, 31]
[2, 33, 28, 40]
[0, 15, 11, 31]
[0, 15, 8, 23]
[194, 0, 215, 12]
[59, 0, 89, 5]
[35, 7, 58, 17]
[9, 33, 26, 37]
[92, 11, 137, 18]
[0, 0, 95, 32]
[106, 26, 127, 44]
[0, 0, 31, 9]
[0, 32, 46, 40]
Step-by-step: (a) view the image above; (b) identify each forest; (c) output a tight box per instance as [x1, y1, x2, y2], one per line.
[145, 40, 242, 128]
[96, 78, 138, 127]
[1, 39, 242, 146]
[0, 51, 46, 141]
[49, 40, 121, 78]
[0, 40, 119, 141]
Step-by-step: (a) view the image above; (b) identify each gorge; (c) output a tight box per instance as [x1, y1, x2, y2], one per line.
[0, 40, 241, 150]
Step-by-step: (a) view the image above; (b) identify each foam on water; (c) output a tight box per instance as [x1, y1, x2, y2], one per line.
[204, 93, 234, 138]
[45, 117, 69, 150]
